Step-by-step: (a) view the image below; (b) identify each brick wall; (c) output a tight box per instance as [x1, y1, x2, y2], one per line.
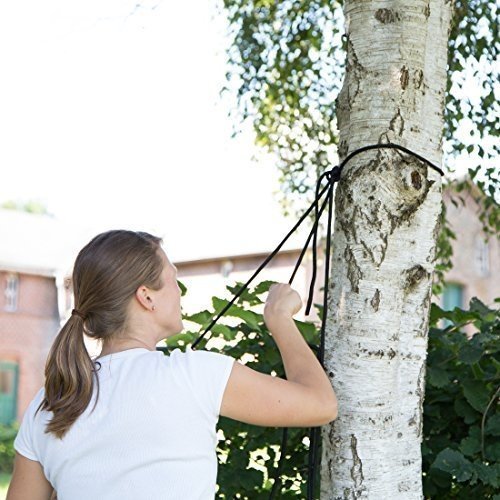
[443, 188, 500, 307]
[0, 271, 60, 420]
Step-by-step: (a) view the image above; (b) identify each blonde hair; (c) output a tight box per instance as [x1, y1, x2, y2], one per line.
[36, 230, 164, 439]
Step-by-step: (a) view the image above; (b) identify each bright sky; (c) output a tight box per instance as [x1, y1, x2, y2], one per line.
[0, 0, 291, 261]
[0, 0, 492, 262]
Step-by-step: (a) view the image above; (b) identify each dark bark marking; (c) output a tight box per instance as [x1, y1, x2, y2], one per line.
[404, 265, 430, 292]
[426, 216, 441, 263]
[432, 212, 442, 244]
[349, 435, 365, 497]
[338, 139, 349, 157]
[390, 332, 400, 341]
[414, 69, 424, 89]
[344, 246, 362, 293]
[384, 163, 433, 233]
[358, 347, 397, 359]
[411, 170, 422, 190]
[389, 108, 405, 136]
[424, 1, 431, 18]
[345, 38, 366, 108]
[398, 480, 412, 492]
[370, 289, 380, 311]
[374, 8, 401, 23]
[400, 66, 409, 90]
[415, 364, 426, 437]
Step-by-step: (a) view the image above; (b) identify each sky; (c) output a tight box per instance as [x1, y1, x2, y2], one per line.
[0, 0, 293, 262]
[0, 0, 493, 263]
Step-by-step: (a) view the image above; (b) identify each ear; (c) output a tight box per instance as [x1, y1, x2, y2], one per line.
[135, 285, 152, 310]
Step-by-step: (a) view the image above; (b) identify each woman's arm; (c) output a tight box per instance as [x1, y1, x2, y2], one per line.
[6, 451, 55, 500]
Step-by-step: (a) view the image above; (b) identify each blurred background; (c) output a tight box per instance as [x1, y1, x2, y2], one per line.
[0, 3, 498, 491]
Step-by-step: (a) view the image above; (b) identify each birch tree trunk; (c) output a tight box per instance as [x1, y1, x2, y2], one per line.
[321, 1, 453, 498]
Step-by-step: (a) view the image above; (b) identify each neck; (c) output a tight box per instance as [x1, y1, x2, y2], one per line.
[99, 336, 156, 357]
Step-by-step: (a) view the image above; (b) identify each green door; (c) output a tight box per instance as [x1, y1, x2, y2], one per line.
[0, 361, 19, 425]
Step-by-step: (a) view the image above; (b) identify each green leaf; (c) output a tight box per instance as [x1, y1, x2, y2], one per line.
[177, 279, 187, 296]
[183, 310, 213, 325]
[469, 297, 493, 316]
[450, 307, 479, 324]
[432, 448, 473, 482]
[253, 280, 278, 295]
[458, 343, 483, 364]
[485, 414, 500, 437]
[462, 380, 490, 412]
[226, 281, 264, 305]
[430, 303, 448, 324]
[293, 319, 317, 340]
[211, 324, 237, 341]
[212, 297, 262, 331]
[459, 435, 481, 457]
[428, 366, 450, 388]
[454, 398, 479, 424]
[472, 461, 500, 488]
[485, 442, 500, 461]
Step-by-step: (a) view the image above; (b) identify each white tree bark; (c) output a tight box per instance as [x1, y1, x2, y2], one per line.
[321, 1, 453, 498]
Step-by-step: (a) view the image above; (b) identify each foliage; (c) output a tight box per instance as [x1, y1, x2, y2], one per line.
[444, 1, 499, 238]
[0, 422, 19, 474]
[422, 298, 500, 499]
[216, 0, 344, 221]
[0, 199, 51, 215]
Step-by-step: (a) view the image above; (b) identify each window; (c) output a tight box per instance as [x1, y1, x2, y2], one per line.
[4, 273, 19, 312]
[441, 283, 464, 328]
[220, 260, 233, 278]
[0, 361, 19, 425]
[475, 237, 490, 277]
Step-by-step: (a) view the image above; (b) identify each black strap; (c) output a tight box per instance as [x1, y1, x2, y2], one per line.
[178, 143, 443, 499]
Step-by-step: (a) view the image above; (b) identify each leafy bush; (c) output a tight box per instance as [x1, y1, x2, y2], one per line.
[0, 421, 19, 473]
[422, 298, 500, 499]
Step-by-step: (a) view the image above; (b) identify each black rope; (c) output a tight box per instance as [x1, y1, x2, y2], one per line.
[166, 143, 444, 499]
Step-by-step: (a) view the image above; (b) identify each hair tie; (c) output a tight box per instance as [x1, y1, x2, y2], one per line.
[71, 308, 86, 320]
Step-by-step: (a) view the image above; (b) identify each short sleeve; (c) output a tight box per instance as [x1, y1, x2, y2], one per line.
[13, 394, 41, 462]
[171, 346, 235, 420]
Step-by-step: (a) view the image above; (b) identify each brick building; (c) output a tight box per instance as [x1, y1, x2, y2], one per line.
[441, 183, 499, 310]
[0, 209, 88, 425]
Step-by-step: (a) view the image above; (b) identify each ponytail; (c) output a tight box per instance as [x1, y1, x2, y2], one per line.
[36, 312, 101, 440]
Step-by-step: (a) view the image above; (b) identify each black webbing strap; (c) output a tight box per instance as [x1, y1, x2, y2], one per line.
[160, 143, 444, 499]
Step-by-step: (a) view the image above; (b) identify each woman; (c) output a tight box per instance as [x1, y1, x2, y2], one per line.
[7, 229, 337, 500]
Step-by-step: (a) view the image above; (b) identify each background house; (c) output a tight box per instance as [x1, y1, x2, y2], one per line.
[1, 183, 498, 424]
[441, 184, 499, 310]
[0, 208, 78, 425]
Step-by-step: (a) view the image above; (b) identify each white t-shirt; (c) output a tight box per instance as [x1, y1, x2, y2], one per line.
[14, 346, 235, 500]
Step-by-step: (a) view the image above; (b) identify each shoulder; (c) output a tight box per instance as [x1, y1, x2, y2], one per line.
[166, 346, 235, 375]
[169, 346, 233, 364]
